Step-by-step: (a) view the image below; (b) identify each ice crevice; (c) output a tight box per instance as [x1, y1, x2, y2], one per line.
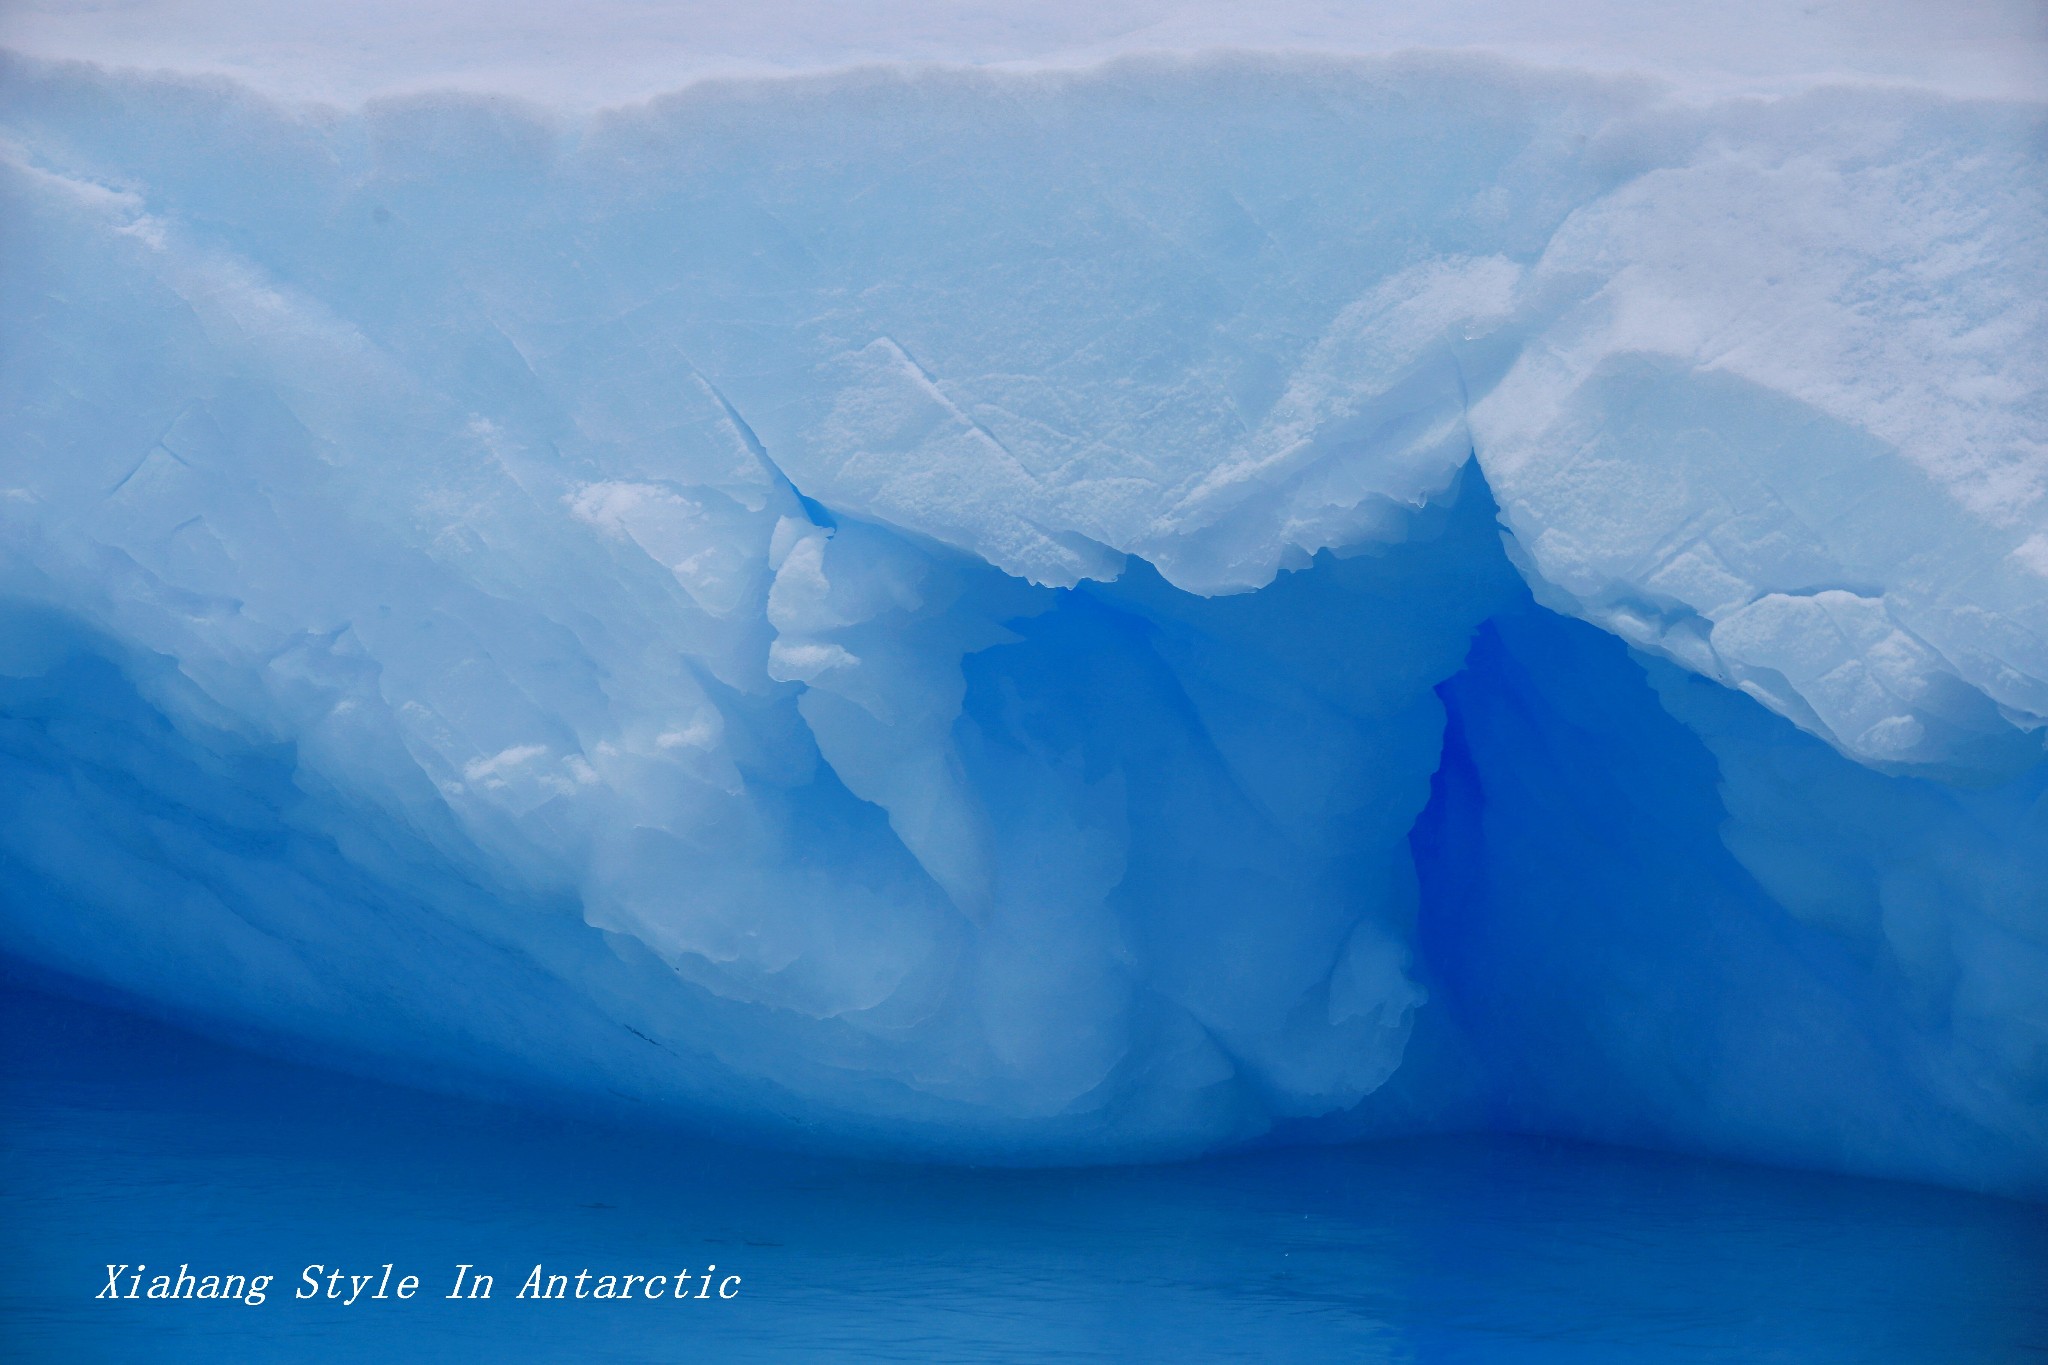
[0, 50, 2044, 1192]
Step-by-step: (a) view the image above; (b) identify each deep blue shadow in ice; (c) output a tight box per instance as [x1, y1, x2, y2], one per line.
[1408, 599, 2048, 1191]
[3, 981, 2044, 1364]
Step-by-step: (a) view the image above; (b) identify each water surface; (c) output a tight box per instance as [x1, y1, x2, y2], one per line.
[3, 982, 2043, 1363]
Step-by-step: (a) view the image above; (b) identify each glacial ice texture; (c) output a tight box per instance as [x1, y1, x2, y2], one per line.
[0, 50, 2044, 1192]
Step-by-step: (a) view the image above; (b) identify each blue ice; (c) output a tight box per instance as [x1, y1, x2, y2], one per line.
[0, 47, 2044, 1201]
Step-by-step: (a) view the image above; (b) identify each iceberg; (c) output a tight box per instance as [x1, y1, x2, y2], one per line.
[0, 22, 2043, 1195]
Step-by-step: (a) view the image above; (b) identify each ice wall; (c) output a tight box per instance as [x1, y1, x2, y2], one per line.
[1, 50, 2044, 1189]
[1412, 600, 2048, 1194]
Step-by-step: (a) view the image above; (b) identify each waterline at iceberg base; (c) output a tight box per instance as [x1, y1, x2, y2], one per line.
[6, 981, 2046, 1363]
[1, 34, 2046, 1362]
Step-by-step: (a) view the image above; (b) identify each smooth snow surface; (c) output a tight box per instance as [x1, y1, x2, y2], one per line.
[1, 22, 2045, 1192]
[4, 0, 2045, 105]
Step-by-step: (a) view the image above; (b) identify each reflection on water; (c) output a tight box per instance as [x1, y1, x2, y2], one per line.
[2, 981, 2043, 1363]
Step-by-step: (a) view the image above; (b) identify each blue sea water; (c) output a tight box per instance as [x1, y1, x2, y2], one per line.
[2, 979, 2042, 1363]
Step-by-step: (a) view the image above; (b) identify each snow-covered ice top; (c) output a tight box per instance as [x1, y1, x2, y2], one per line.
[5, 0, 2045, 106]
